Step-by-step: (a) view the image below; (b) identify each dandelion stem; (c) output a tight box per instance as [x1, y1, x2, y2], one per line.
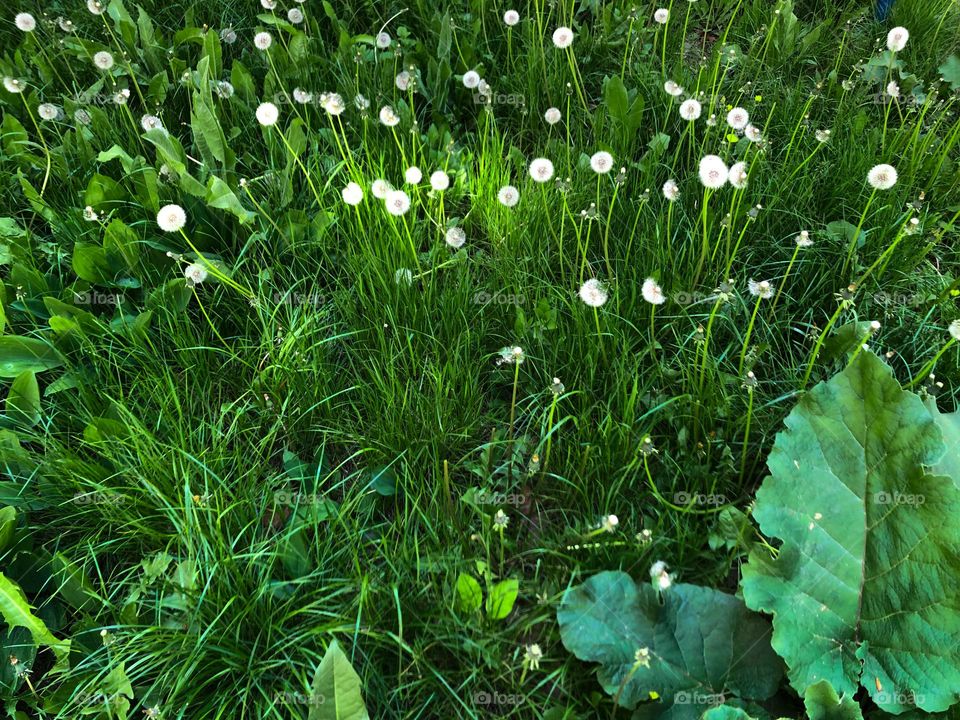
[906, 339, 957, 389]
[739, 387, 754, 482]
[738, 295, 763, 376]
[801, 302, 846, 388]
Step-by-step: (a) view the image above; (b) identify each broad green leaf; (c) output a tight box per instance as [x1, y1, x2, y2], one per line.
[557, 572, 782, 716]
[485, 578, 518, 620]
[103, 219, 140, 268]
[0, 572, 70, 671]
[455, 573, 482, 613]
[701, 708, 758, 720]
[939, 55, 960, 91]
[803, 680, 863, 720]
[206, 176, 255, 224]
[72, 242, 115, 284]
[5, 370, 40, 427]
[925, 397, 959, 483]
[604, 76, 629, 121]
[741, 351, 960, 714]
[84, 173, 126, 211]
[308, 640, 370, 720]
[0, 506, 16, 553]
[51, 552, 99, 612]
[0, 336, 64, 377]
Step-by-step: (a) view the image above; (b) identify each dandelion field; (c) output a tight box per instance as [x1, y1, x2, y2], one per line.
[2, 0, 960, 717]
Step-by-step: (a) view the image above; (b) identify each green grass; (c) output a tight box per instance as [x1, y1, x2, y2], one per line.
[1, 0, 959, 717]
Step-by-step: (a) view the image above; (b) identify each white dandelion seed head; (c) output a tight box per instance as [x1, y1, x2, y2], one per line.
[140, 114, 162, 131]
[184, 263, 208, 285]
[38, 103, 60, 121]
[867, 163, 898, 190]
[376, 32, 391, 49]
[216, 80, 235, 98]
[395, 71, 411, 91]
[385, 189, 411, 216]
[15, 12, 36, 31]
[157, 204, 186, 232]
[341, 182, 363, 206]
[698, 155, 729, 189]
[86, 0, 104, 14]
[371, 179, 392, 199]
[220, 27, 237, 44]
[404, 166, 422, 185]
[321, 93, 345, 115]
[726, 107, 749, 130]
[796, 230, 813, 247]
[2, 76, 23, 93]
[462, 70, 481, 89]
[379, 105, 400, 127]
[259, 0, 276, 9]
[654, 8, 669, 23]
[93, 51, 115, 70]
[650, 561, 671, 590]
[887, 26, 909, 52]
[529, 157, 555, 183]
[579, 278, 609, 307]
[255, 102, 279, 126]
[113, 89, 130, 105]
[744, 124, 762, 142]
[498, 185, 520, 207]
[949, 319, 960, 341]
[679, 98, 702, 121]
[886, 81, 900, 98]
[590, 151, 614, 174]
[664, 80, 684, 97]
[642, 277, 666, 305]
[429, 170, 450, 191]
[544, 107, 562, 125]
[662, 179, 679, 201]
[445, 226, 466, 248]
[293, 88, 313, 104]
[552, 26, 574, 49]
[728, 161, 748, 189]
[748, 279, 774, 298]
[254, 31, 273, 50]
[503, 10, 520, 26]
[355, 94, 370, 111]
[287, 7, 304, 24]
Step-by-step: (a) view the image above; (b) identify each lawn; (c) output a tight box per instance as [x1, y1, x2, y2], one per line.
[1, 0, 960, 718]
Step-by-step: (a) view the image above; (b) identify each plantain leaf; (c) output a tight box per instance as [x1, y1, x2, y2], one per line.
[5, 370, 40, 427]
[557, 571, 782, 718]
[741, 351, 960, 714]
[0, 336, 64, 377]
[308, 640, 370, 720]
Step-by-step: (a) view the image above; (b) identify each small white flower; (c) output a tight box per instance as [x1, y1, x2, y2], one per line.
[523, 644, 543, 671]
[38, 104, 60, 121]
[341, 182, 363, 206]
[728, 161, 748, 189]
[86, 0, 105, 14]
[744, 124, 762, 142]
[494, 508, 510, 528]
[157, 204, 187, 232]
[748, 279, 774, 299]
[405, 166, 422, 185]
[287, 7, 304, 24]
[650, 560, 672, 590]
[663, 80, 684, 97]
[113, 89, 130, 105]
[726, 107, 749, 130]
[395, 71, 411, 91]
[2, 76, 23, 94]
[220, 27, 237, 44]
[552, 26, 574, 49]
[796, 230, 813, 247]
[601, 514, 619, 532]
[256, 102, 279, 126]
[83, 206, 98, 221]
[184, 263, 208, 286]
[498, 185, 520, 207]
[140, 114, 162, 131]
[887, 26, 909, 52]
[886, 81, 900, 98]
[867, 163, 897, 190]
[679, 98, 702, 121]
[252, 32, 271, 51]
[376, 32, 391, 49]
[590, 151, 614, 174]
[654, 8, 669, 24]
[662, 179, 679, 201]
[698, 155, 728, 189]
[498, 346, 525, 365]
[430, 170, 450, 192]
[949, 319, 960, 341]
[371, 179, 392, 199]
[385, 189, 411, 216]
[379, 105, 400, 127]
[462, 70, 481, 89]
[503, 10, 520, 26]
[445, 227, 466, 248]
[15, 12, 36, 31]
[93, 51, 115, 70]
[529, 158, 555, 183]
[815, 129, 831, 143]
[579, 278, 609, 307]
[260, 0, 276, 9]
[544, 107, 562, 125]
[642, 277, 666, 305]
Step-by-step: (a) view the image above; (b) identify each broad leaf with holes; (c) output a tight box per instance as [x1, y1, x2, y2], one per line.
[557, 571, 782, 718]
[741, 351, 960, 714]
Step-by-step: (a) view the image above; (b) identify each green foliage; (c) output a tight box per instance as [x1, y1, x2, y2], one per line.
[309, 640, 370, 720]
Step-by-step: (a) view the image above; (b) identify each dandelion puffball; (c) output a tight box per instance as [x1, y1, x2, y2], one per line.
[385, 189, 411, 216]
[15, 12, 36, 31]
[86, 0, 105, 14]
[728, 161, 748, 189]
[157, 204, 187, 232]
[503, 9, 520, 26]
[590, 151, 614, 174]
[552, 26, 574, 49]
[445, 227, 466, 248]
[404, 166, 423, 185]
[529, 158, 555, 183]
[698, 155, 729, 189]
[664, 80, 684, 97]
[867, 163, 898, 190]
[2, 77, 23, 93]
[342, 182, 363, 206]
[462, 70, 481, 89]
[949, 319, 960, 341]
[376, 32, 391, 49]
[662, 179, 679, 202]
[654, 8, 669, 24]
[796, 230, 814, 247]
[93, 51, 115, 70]
[38, 104, 60, 121]
[498, 185, 520, 207]
[254, 31, 272, 50]
[395, 71, 411, 91]
[679, 99, 702, 121]
[579, 278, 609, 307]
[887, 26, 909, 52]
[371, 179, 392, 199]
[726, 107, 749, 130]
[256, 102, 279, 126]
[379, 105, 400, 127]
[642, 277, 666, 305]
[748, 279, 774, 299]
[429, 171, 450, 192]
[544, 107, 562, 125]
[287, 8, 304, 24]
[184, 263, 208, 285]
[744, 124, 762, 142]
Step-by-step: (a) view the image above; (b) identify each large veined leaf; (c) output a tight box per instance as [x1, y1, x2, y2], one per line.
[803, 681, 863, 720]
[308, 640, 370, 720]
[557, 571, 782, 718]
[741, 351, 960, 714]
[0, 572, 71, 671]
[925, 397, 959, 483]
[0, 336, 65, 377]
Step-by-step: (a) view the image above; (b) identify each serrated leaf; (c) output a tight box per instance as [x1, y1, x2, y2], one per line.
[741, 351, 960, 714]
[308, 640, 370, 720]
[0, 572, 70, 671]
[558, 572, 782, 716]
[804, 680, 863, 720]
